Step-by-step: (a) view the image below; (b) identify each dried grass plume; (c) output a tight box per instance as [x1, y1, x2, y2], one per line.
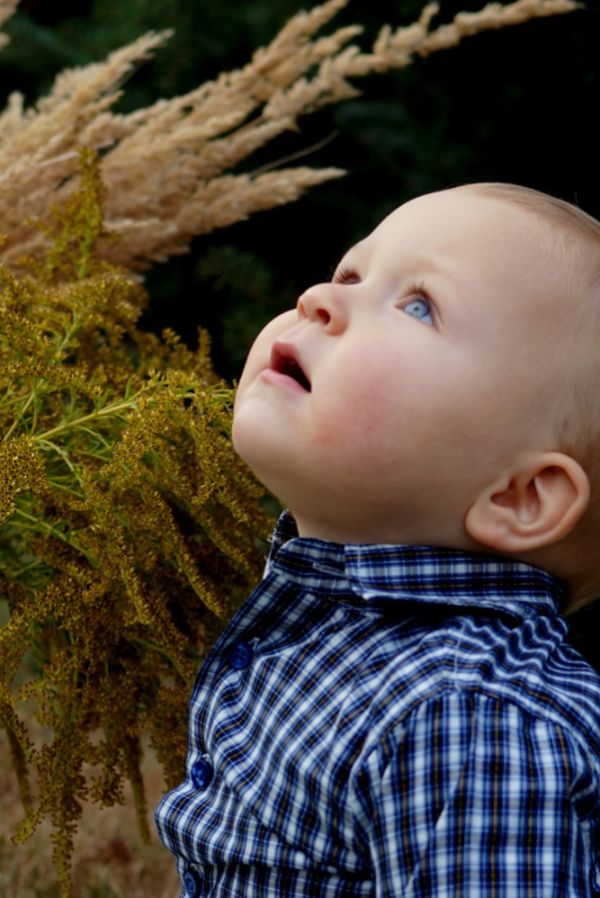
[0, 0, 19, 47]
[0, 0, 580, 273]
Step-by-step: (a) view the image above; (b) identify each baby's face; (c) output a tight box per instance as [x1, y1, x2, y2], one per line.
[233, 188, 571, 545]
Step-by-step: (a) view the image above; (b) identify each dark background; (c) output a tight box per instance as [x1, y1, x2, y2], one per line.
[1, 0, 600, 657]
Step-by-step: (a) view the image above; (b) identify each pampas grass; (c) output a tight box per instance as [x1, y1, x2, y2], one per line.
[0, 0, 579, 273]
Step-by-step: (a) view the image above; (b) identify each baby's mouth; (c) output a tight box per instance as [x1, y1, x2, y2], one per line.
[269, 344, 312, 392]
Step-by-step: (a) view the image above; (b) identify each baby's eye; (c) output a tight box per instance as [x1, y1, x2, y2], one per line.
[402, 297, 434, 326]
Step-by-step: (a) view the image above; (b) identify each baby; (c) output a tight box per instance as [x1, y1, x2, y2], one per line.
[156, 184, 600, 897]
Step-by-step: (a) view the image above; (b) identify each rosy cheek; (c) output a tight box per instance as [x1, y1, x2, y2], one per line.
[317, 357, 397, 439]
[326, 341, 432, 463]
[351, 352, 402, 409]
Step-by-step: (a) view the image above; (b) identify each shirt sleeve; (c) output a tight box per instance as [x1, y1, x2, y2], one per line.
[364, 690, 600, 898]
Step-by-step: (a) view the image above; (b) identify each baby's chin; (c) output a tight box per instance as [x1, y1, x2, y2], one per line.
[231, 412, 278, 487]
[230, 410, 252, 466]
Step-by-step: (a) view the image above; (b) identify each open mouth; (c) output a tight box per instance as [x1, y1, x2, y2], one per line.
[269, 345, 311, 392]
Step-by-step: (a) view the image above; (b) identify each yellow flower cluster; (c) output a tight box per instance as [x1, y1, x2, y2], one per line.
[0, 149, 271, 896]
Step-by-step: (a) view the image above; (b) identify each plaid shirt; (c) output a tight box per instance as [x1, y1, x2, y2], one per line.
[155, 511, 600, 897]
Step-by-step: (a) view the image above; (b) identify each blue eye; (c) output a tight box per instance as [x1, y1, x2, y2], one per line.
[403, 297, 434, 325]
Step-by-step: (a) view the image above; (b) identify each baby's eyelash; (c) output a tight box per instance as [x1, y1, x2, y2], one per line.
[332, 263, 358, 283]
[413, 280, 430, 301]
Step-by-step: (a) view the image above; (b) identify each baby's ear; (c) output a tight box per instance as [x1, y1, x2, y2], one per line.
[464, 452, 590, 554]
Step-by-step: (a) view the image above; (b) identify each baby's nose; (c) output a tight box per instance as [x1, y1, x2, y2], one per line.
[297, 284, 348, 334]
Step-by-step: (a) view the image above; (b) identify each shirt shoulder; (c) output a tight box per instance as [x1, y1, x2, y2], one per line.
[358, 689, 600, 897]
[357, 609, 600, 762]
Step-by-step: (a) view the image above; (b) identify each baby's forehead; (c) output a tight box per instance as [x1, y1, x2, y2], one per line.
[379, 186, 549, 238]
[351, 189, 549, 275]
[425, 185, 593, 268]
[363, 187, 589, 290]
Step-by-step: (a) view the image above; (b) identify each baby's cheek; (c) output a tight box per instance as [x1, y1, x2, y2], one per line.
[316, 360, 403, 446]
[356, 351, 410, 415]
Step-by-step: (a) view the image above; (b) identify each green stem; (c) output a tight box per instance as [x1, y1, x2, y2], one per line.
[13, 508, 89, 556]
[3, 388, 39, 442]
[57, 315, 80, 354]
[35, 391, 148, 442]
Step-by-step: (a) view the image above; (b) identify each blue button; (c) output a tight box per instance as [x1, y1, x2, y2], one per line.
[191, 758, 213, 789]
[183, 867, 201, 897]
[226, 640, 253, 670]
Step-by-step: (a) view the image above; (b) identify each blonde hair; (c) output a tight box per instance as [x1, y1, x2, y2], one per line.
[460, 182, 600, 611]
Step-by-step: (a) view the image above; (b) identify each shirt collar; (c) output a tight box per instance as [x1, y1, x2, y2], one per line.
[265, 510, 567, 620]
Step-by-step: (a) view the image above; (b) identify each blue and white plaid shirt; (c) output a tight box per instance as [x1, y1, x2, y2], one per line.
[156, 511, 600, 897]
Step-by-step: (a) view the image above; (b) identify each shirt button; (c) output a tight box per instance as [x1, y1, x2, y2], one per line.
[191, 758, 213, 790]
[183, 867, 201, 897]
[225, 640, 253, 670]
